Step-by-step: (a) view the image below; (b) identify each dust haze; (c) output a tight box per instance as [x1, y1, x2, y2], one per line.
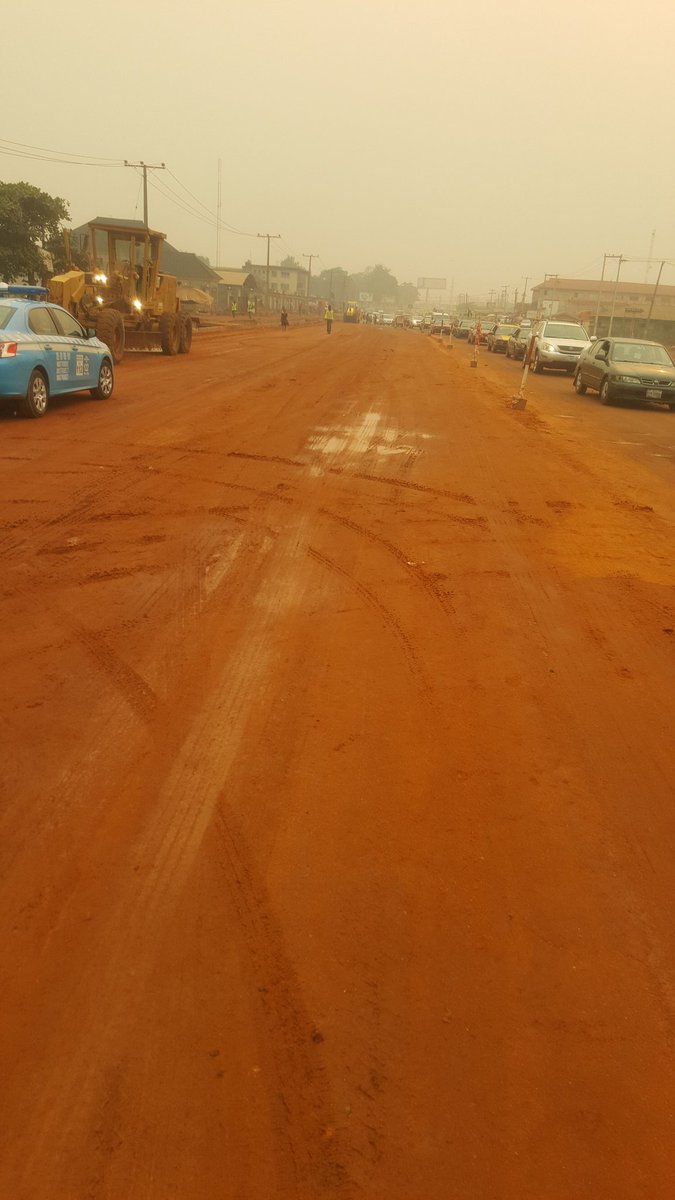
[4, 0, 674, 299]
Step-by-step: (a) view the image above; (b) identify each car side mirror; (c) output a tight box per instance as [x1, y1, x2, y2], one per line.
[590, 335, 597, 342]
[86, 327, 97, 338]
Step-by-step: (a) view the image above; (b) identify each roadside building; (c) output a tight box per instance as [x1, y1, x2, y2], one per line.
[531, 277, 675, 342]
[160, 245, 220, 292]
[248, 262, 310, 312]
[211, 270, 258, 315]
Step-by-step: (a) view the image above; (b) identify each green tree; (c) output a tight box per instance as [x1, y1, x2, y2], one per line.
[0, 181, 70, 283]
[44, 228, 88, 274]
[398, 282, 419, 308]
[360, 264, 399, 304]
[312, 266, 349, 302]
[280, 254, 301, 269]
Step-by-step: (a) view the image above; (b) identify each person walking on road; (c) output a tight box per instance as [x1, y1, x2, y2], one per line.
[280, 307, 289, 331]
[231, 299, 238, 319]
[325, 304, 334, 334]
[247, 298, 255, 320]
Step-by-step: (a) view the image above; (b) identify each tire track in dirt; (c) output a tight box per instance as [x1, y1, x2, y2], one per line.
[318, 506, 457, 616]
[338, 469, 477, 505]
[307, 545, 432, 697]
[212, 802, 354, 1197]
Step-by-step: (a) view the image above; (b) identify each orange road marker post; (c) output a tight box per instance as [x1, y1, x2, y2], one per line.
[470, 321, 480, 368]
[512, 332, 535, 409]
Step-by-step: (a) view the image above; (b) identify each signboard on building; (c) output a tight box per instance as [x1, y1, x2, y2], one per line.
[359, 292, 373, 302]
[417, 277, 446, 290]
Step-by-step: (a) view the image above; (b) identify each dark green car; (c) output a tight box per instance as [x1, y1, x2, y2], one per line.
[573, 337, 675, 408]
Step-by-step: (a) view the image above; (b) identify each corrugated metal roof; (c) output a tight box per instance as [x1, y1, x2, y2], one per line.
[161, 244, 220, 283]
[532, 277, 675, 297]
[213, 270, 257, 287]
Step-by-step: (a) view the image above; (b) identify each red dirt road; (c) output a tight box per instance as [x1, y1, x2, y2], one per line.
[1, 324, 674, 1198]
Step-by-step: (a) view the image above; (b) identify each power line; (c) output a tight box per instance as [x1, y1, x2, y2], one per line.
[0, 135, 264, 249]
[0, 137, 122, 163]
[166, 168, 254, 238]
[124, 160, 166, 227]
[147, 172, 260, 245]
[0, 144, 121, 168]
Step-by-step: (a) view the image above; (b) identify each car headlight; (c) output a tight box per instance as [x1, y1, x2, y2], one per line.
[94, 273, 107, 284]
[133, 299, 142, 311]
[541, 342, 554, 352]
[616, 375, 638, 385]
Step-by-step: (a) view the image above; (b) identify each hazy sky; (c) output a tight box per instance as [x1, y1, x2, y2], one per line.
[4, 0, 674, 302]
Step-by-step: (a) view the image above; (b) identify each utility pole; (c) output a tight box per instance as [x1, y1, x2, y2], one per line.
[645, 228, 656, 283]
[646, 259, 666, 330]
[216, 158, 222, 268]
[124, 160, 166, 227]
[593, 253, 609, 335]
[257, 233, 281, 308]
[608, 255, 625, 336]
[303, 252, 318, 298]
[521, 276, 529, 305]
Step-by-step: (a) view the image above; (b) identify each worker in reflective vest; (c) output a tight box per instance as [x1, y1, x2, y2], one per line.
[325, 304, 334, 334]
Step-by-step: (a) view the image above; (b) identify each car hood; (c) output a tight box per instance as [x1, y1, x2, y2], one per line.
[611, 361, 675, 380]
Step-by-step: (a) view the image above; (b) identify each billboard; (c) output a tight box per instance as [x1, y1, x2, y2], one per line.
[417, 276, 446, 290]
[359, 292, 373, 302]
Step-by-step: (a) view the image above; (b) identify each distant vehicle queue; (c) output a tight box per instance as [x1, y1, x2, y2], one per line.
[356, 306, 675, 409]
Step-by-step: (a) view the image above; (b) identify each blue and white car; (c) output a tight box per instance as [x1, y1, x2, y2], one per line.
[0, 285, 114, 418]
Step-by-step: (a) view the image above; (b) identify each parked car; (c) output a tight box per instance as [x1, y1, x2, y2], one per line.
[0, 285, 115, 418]
[573, 337, 675, 408]
[530, 319, 591, 374]
[430, 311, 451, 335]
[453, 318, 474, 339]
[506, 327, 532, 360]
[381, 313, 395, 326]
[487, 323, 518, 353]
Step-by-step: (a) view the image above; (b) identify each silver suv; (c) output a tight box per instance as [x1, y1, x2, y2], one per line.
[531, 319, 592, 374]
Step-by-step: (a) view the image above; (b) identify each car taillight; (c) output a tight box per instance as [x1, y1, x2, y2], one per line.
[0, 342, 17, 358]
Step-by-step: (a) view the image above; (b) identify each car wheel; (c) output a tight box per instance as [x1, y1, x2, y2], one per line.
[19, 368, 49, 418]
[532, 351, 543, 373]
[574, 372, 587, 394]
[90, 358, 114, 400]
[600, 378, 614, 405]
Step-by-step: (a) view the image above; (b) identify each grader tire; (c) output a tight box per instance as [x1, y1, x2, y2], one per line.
[96, 309, 125, 364]
[178, 315, 193, 354]
[160, 312, 179, 355]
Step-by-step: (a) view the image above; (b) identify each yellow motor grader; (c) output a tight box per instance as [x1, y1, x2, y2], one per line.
[48, 220, 192, 363]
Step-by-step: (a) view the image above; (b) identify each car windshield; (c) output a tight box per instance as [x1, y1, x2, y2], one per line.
[612, 342, 672, 366]
[460, 320, 472, 327]
[0, 304, 16, 329]
[497, 325, 517, 335]
[545, 323, 588, 339]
